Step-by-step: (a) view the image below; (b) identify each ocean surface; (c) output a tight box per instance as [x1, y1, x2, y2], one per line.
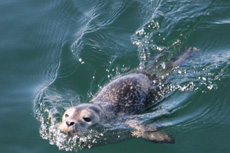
[1, 0, 230, 153]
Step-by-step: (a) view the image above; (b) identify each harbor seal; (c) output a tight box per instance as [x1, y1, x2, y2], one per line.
[59, 48, 199, 143]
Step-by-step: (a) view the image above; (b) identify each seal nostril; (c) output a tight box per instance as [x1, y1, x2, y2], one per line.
[69, 122, 74, 126]
[66, 121, 75, 127]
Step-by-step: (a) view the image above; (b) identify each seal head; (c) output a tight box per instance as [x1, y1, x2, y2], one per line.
[59, 103, 106, 134]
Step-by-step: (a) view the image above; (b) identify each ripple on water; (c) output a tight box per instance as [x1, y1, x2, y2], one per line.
[34, 50, 230, 151]
[34, 0, 230, 151]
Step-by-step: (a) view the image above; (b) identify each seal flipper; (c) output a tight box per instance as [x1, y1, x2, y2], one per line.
[131, 130, 174, 144]
[142, 47, 200, 80]
[171, 47, 200, 67]
[127, 121, 174, 143]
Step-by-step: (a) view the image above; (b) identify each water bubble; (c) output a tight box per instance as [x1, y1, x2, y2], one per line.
[161, 62, 166, 69]
[78, 58, 85, 64]
[207, 85, 213, 90]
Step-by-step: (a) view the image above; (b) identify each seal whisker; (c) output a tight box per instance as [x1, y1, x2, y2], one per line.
[70, 100, 73, 107]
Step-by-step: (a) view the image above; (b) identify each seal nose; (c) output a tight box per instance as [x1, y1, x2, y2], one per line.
[66, 121, 75, 127]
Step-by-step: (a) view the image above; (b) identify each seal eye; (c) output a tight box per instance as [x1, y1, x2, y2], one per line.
[83, 117, 91, 122]
[65, 114, 69, 118]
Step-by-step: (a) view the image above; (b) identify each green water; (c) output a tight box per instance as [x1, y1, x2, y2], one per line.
[1, 0, 230, 153]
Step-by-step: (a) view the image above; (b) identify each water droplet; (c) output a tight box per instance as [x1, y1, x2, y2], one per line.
[161, 62, 166, 69]
[207, 85, 213, 90]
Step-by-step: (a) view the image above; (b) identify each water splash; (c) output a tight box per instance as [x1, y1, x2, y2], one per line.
[33, 0, 230, 151]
